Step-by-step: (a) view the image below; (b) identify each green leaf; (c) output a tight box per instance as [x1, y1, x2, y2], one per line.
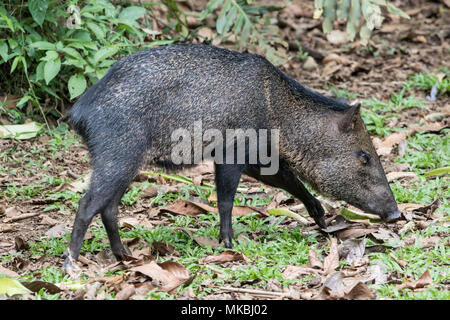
[314, 0, 325, 19]
[0, 278, 32, 296]
[28, 0, 49, 26]
[323, 0, 337, 34]
[359, 21, 372, 45]
[29, 41, 56, 51]
[93, 47, 118, 64]
[0, 41, 8, 62]
[10, 56, 20, 73]
[0, 122, 43, 140]
[40, 50, 59, 61]
[44, 57, 61, 84]
[346, 0, 361, 41]
[340, 207, 381, 223]
[386, 2, 410, 19]
[59, 47, 84, 61]
[118, 6, 146, 21]
[337, 0, 350, 20]
[267, 208, 310, 225]
[423, 166, 450, 178]
[0, 11, 14, 31]
[86, 22, 105, 40]
[68, 73, 87, 100]
[35, 60, 45, 80]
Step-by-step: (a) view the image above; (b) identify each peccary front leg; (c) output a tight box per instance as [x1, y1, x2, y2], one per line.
[244, 164, 327, 228]
[215, 163, 245, 248]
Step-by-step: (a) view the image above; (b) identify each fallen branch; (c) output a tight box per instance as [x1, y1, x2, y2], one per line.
[4, 212, 40, 223]
[216, 286, 287, 298]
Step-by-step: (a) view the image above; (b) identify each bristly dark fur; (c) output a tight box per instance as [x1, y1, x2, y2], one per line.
[64, 43, 398, 270]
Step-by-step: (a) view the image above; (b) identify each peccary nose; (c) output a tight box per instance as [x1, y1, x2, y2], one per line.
[382, 209, 401, 222]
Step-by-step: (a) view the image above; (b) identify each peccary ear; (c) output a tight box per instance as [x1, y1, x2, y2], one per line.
[338, 103, 361, 132]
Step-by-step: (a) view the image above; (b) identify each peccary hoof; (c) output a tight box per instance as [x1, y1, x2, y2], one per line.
[313, 216, 327, 229]
[223, 239, 233, 249]
[381, 210, 401, 222]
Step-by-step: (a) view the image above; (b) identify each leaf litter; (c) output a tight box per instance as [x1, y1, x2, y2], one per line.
[1, 0, 449, 300]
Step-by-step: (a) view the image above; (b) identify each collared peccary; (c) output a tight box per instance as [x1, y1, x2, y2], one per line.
[64, 44, 400, 271]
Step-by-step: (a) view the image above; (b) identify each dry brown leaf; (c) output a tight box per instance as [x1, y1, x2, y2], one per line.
[152, 241, 178, 256]
[141, 185, 158, 198]
[338, 239, 365, 264]
[397, 270, 432, 290]
[0, 265, 19, 277]
[282, 265, 324, 280]
[199, 250, 252, 264]
[322, 215, 351, 233]
[130, 260, 191, 293]
[115, 284, 136, 300]
[386, 171, 417, 182]
[336, 228, 378, 240]
[322, 61, 341, 77]
[308, 249, 323, 269]
[192, 236, 220, 249]
[161, 200, 217, 217]
[119, 217, 139, 229]
[344, 282, 375, 300]
[323, 238, 339, 275]
[375, 132, 406, 156]
[326, 30, 348, 45]
[322, 53, 352, 65]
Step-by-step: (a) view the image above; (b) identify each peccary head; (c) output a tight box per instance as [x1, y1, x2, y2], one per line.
[303, 103, 400, 222]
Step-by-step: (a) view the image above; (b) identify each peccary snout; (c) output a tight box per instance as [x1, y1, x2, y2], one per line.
[294, 103, 400, 223]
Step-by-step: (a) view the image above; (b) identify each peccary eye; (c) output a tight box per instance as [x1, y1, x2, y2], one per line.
[358, 151, 371, 165]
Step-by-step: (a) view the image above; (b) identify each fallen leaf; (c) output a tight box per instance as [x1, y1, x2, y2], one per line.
[141, 185, 158, 198]
[397, 270, 432, 290]
[21, 280, 62, 294]
[322, 53, 352, 65]
[340, 207, 381, 223]
[387, 171, 417, 182]
[45, 223, 68, 238]
[308, 249, 323, 269]
[413, 199, 441, 216]
[365, 265, 388, 285]
[119, 217, 140, 229]
[267, 208, 310, 225]
[282, 265, 323, 280]
[338, 239, 365, 264]
[323, 238, 339, 275]
[68, 170, 91, 193]
[152, 241, 178, 255]
[344, 281, 375, 300]
[199, 250, 252, 264]
[323, 271, 346, 293]
[115, 284, 136, 300]
[0, 266, 19, 278]
[336, 227, 378, 240]
[326, 30, 348, 45]
[0, 122, 43, 140]
[322, 215, 351, 233]
[14, 237, 29, 251]
[0, 278, 32, 296]
[192, 236, 220, 249]
[161, 200, 216, 217]
[131, 260, 192, 293]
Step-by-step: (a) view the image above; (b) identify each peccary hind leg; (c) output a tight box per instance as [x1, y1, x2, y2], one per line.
[244, 164, 327, 229]
[64, 158, 140, 273]
[215, 164, 246, 248]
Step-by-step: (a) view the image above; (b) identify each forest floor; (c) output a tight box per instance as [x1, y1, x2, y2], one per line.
[0, 0, 449, 300]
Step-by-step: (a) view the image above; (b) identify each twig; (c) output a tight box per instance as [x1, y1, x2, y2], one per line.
[215, 286, 288, 298]
[4, 212, 40, 223]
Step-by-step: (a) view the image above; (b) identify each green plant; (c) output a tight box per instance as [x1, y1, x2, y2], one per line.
[198, 0, 287, 65]
[0, 0, 188, 124]
[313, 0, 410, 45]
